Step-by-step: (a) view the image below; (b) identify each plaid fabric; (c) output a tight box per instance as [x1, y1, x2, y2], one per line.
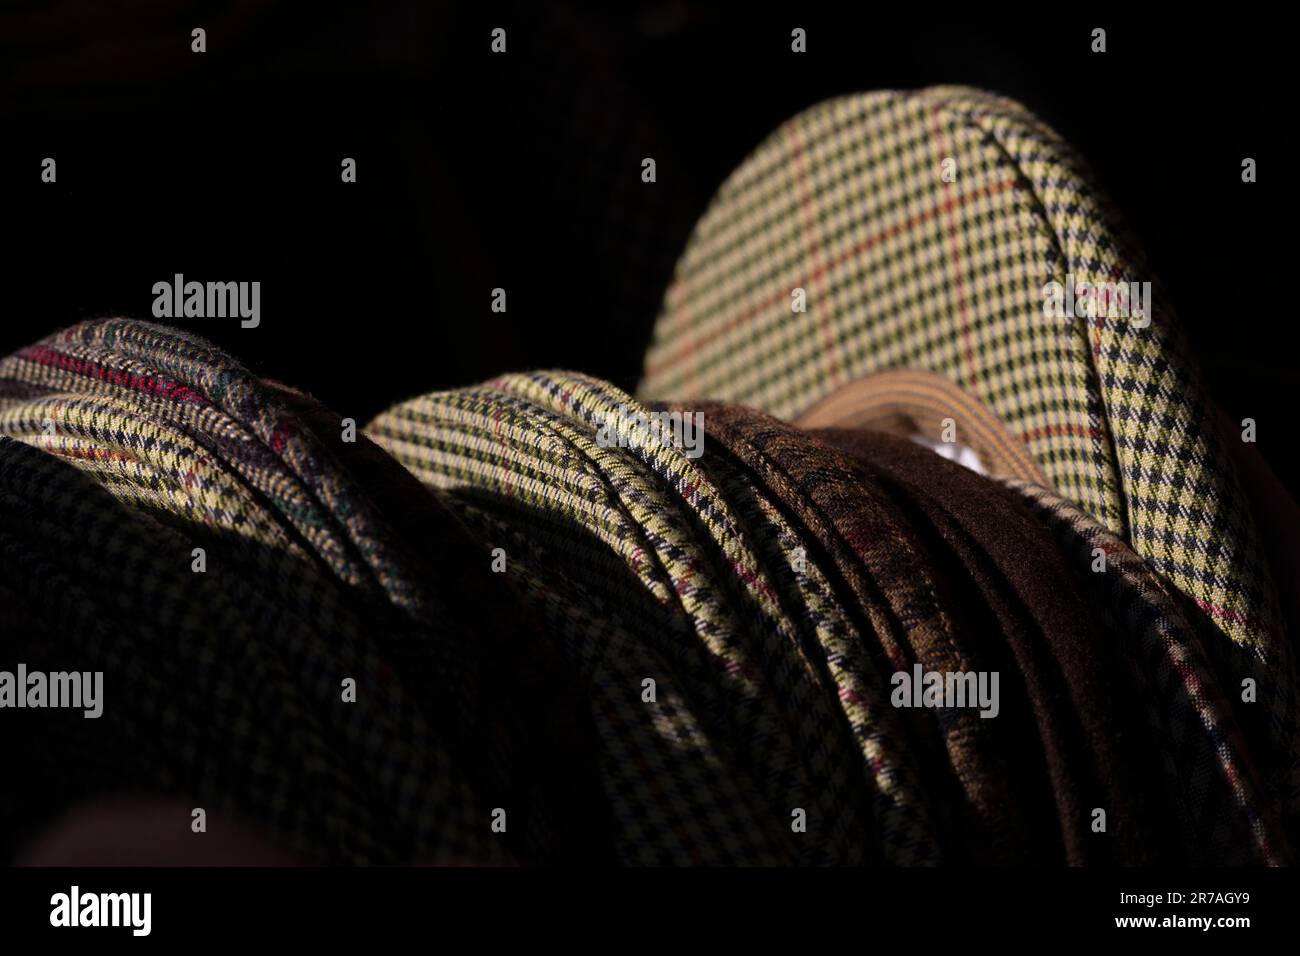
[370, 373, 1277, 863]
[2, 319, 1290, 864]
[371, 371, 867, 864]
[822, 427, 1288, 864]
[638, 86, 1286, 697]
[696, 404, 1060, 863]
[0, 318, 602, 865]
[814, 425, 1173, 863]
[999, 478, 1292, 865]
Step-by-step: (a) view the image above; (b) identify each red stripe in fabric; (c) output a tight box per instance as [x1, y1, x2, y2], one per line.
[17, 344, 209, 406]
[929, 106, 977, 385]
[648, 179, 1019, 380]
[1161, 642, 1280, 861]
[490, 405, 515, 497]
[727, 555, 778, 604]
[269, 420, 296, 454]
[785, 121, 843, 389]
[1190, 596, 1254, 629]
[46, 444, 131, 464]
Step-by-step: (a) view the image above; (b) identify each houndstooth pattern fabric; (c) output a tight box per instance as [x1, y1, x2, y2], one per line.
[1002, 478, 1292, 864]
[369, 375, 1289, 863]
[638, 86, 1286, 694]
[370, 371, 903, 864]
[2, 317, 1290, 864]
[0, 319, 599, 866]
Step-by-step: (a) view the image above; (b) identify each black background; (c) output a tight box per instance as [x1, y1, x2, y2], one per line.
[1, 2, 1293, 489]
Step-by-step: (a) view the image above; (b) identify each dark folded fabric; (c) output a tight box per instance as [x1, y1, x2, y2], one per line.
[1, 319, 1288, 865]
[371, 371, 886, 864]
[996, 477, 1292, 865]
[695, 407, 1187, 863]
[690, 404, 1056, 863]
[639, 85, 1300, 842]
[0, 319, 606, 865]
[815, 424, 1287, 863]
[819, 427, 1233, 863]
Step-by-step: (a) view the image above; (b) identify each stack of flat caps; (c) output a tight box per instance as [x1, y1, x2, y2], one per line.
[1, 86, 1294, 866]
[639, 85, 1298, 845]
[0, 319, 603, 865]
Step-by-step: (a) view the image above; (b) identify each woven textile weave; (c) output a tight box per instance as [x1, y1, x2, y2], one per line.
[695, 408, 1159, 864]
[995, 477, 1291, 865]
[637, 85, 1296, 828]
[371, 371, 877, 864]
[821, 427, 1290, 865]
[639, 85, 1281, 659]
[369, 373, 1286, 863]
[0, 318, 604, 865]
[1, 317, 1291, 864]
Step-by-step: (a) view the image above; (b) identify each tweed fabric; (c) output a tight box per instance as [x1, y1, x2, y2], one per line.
[369, 372, 1278, 863]
[699, 408, 1219, 863]
[637, 87, 1286, 704]
[692, 404, 1058, 862]
[797, 377, 1299, 842]
[0, 435, 495, 864]
[370, 371, 918, 864]
[3, 317, 1291, 865]
[823, 428, 1289, 865]
[1216, 409, 1300, 656]
[1000, 477, 1294, 864]
[0, 319, 605, 865]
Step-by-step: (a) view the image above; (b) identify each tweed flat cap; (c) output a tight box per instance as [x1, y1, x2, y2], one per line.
[637, 86, 1297, 827]
[640, 85, 1278, 640]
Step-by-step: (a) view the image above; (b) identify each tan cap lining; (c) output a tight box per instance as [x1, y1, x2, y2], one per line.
[794, 368, 1048, 485]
